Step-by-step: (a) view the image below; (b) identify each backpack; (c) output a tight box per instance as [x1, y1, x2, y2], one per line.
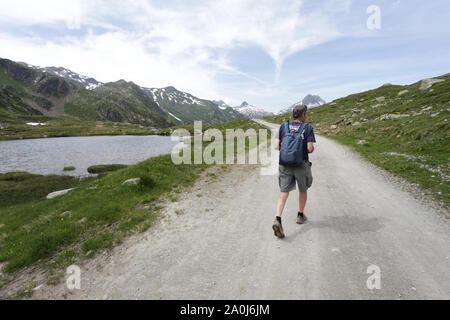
[279, 122, 308, 167]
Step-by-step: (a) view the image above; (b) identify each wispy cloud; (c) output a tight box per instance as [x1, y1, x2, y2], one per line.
[0, 0, 347, 105]
[1, 0, 447, 111]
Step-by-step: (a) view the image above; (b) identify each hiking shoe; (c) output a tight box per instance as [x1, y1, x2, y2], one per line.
[297, 214, 308, 225]
[273, 220, 285, 239]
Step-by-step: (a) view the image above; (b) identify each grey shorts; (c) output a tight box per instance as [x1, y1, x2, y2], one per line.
[279, 162, 313, 193]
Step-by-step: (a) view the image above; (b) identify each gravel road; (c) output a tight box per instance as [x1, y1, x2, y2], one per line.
[33, 119, 449, 300]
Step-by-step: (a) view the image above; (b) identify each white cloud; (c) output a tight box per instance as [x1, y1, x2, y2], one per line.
[0, 0, 349, 104]
[0, 0, 82, 28]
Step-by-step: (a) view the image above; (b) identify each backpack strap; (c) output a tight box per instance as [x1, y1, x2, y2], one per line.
[284, 122, 290, 134]
[285, 122, 308, 137]
[296, 122, 308, 138]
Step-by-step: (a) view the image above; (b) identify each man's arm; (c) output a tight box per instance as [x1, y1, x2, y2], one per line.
[307, 142, 315, 154]
[275, 139, 281, 150]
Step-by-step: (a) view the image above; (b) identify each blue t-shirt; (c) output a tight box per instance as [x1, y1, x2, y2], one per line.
[277, 122, 316, 162]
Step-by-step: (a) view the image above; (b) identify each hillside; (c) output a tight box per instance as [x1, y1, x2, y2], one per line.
[265, 74, 450, 206]
[142, 86, 242, 125]
[0, 58, 242, 129]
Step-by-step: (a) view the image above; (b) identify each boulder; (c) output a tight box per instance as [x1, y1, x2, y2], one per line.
[122, 178, 141, 186]
[375, 96, 385, 102]
[46, 188, 74, 200]
[357, 140, 368, 145]
[398, 90, 409, 96]
[335, 118, 345, 125]
[60, 211, 72, 217]
[78, 217, 87, 224]
[390, 114, 410, 119]
[379, 114, 410, 121]
[419, 78, 444, 91]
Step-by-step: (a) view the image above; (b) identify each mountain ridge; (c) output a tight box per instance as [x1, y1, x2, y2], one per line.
[215, 101, 275, 119]
[279, 94, 326, 114]
[1, 58, 243, 127]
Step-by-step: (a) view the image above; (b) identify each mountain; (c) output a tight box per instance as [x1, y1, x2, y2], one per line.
[41, 66, 103, 90]
[212, 100, 230, 110]
[18, 63, 103, 90]
[279, 94, 326, 114]
[302, 94, 326, 108]
[0, 58, 241, 127]
[233, 101, 274, 119]
[141, 87, 242, 124]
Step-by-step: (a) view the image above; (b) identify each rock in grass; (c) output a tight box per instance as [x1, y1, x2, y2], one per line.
[357, 140, 368, 145]
[419, 78, 444, 91]
[122, 178, 141, 186]
[60, 211, 72, 217]
[398, 90, 409, 96]
[87, 164, 128, 174]
[330, 125, 338, 130]
[46, 188, 74, 200]
[0, 224, 4, 229]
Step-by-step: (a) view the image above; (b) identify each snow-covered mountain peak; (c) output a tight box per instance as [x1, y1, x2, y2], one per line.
[18, 63, 103, 90]
[233, 101, 274, 119]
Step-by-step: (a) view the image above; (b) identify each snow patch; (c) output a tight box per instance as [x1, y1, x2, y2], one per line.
[168, 112, 182, 122]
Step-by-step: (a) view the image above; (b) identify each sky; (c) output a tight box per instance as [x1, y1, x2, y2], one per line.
[0, 0, 449, 112]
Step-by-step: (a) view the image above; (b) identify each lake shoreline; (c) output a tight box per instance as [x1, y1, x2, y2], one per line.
[0, 135, 183, 177]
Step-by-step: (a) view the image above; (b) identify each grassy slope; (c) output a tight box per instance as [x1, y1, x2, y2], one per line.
[0, 172, 90, 208]
[0, 113, 161, 141]
[0, 119, 267, 283]
[264, 75, 450, 207]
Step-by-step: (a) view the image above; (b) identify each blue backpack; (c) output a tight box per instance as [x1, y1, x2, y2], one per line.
[279, 122, 308, 166]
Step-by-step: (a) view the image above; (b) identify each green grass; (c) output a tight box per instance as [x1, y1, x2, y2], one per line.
[0, 154, 205, 273]
[0, 119, 267, 279]
[87, 164, 128, 174]
[63, 166, 76, 171]
[0, 115, 160, 141]
[264, 74, 450, 207]
[81, 232, 119, 257]
[0, 172, 87, 207]
[0, 115, 269, 142]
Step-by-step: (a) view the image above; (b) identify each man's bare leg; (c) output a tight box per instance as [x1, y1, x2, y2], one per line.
[276, 192, 290, 217]
[297, 191, 308, 224]
[299, 191, 307, 213]
[274, 192, 289, 238]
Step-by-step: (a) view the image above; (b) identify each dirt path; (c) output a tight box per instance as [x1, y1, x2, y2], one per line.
[33, 120, 449, 300]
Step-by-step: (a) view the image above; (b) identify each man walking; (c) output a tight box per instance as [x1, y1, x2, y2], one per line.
[272, 105, 316, 239]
